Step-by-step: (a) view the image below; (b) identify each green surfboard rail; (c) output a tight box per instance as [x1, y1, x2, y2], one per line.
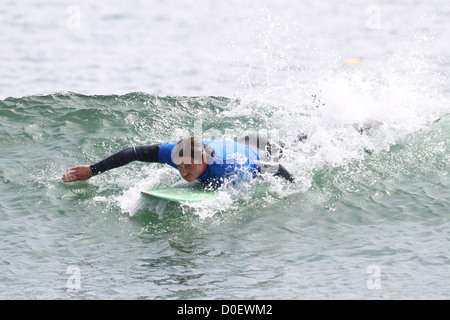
[141, 188, 216, 203]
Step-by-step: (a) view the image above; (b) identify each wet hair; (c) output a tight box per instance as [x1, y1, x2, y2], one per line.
[172, 136, 214, 165]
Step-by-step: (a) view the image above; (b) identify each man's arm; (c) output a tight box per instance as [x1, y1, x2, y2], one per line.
[62, 144, 161, 182]
[273, 164, 295, 182]
[257, 161, 295, 182]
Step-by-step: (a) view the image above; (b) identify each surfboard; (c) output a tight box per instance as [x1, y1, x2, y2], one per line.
[141, 188, 216, 203]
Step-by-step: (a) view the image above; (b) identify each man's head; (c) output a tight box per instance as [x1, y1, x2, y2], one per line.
[172, 136, 209, 182]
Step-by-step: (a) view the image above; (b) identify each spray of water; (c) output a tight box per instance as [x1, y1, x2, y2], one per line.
[118, 4, 449, 219]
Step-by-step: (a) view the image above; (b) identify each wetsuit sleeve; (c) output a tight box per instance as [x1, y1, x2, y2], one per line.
[90, 144, 161, 176]
[257, 161, 295, 182]
[274, 164, 295, 182]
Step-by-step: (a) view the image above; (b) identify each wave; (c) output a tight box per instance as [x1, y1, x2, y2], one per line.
[1, 61, 448, 218]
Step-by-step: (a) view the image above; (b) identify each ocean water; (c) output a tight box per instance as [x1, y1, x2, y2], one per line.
[0, 0, 449, 300]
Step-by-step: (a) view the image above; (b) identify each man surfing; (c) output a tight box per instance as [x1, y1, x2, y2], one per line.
[62, 134, 295, 186]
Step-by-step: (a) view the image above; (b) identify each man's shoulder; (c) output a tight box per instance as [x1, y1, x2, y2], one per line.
[158, 142, 177, 166]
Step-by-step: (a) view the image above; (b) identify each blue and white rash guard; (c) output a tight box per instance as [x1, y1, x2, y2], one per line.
[158, 140, 261, 185]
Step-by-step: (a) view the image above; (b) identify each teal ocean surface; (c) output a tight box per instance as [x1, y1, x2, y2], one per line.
[1, 0, 449, 299]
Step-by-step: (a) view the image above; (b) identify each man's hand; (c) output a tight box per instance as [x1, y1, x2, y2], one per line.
[62, 165, 93, 182]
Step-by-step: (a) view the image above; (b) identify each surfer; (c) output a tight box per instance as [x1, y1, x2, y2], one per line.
[62, 120, 382, 185]
[62, 134, 295, 186]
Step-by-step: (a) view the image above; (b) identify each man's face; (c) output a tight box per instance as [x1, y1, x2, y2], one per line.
[176, 157, 206, 182]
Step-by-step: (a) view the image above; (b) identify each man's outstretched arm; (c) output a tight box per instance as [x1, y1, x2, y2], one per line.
[62, 144, 161, 182]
